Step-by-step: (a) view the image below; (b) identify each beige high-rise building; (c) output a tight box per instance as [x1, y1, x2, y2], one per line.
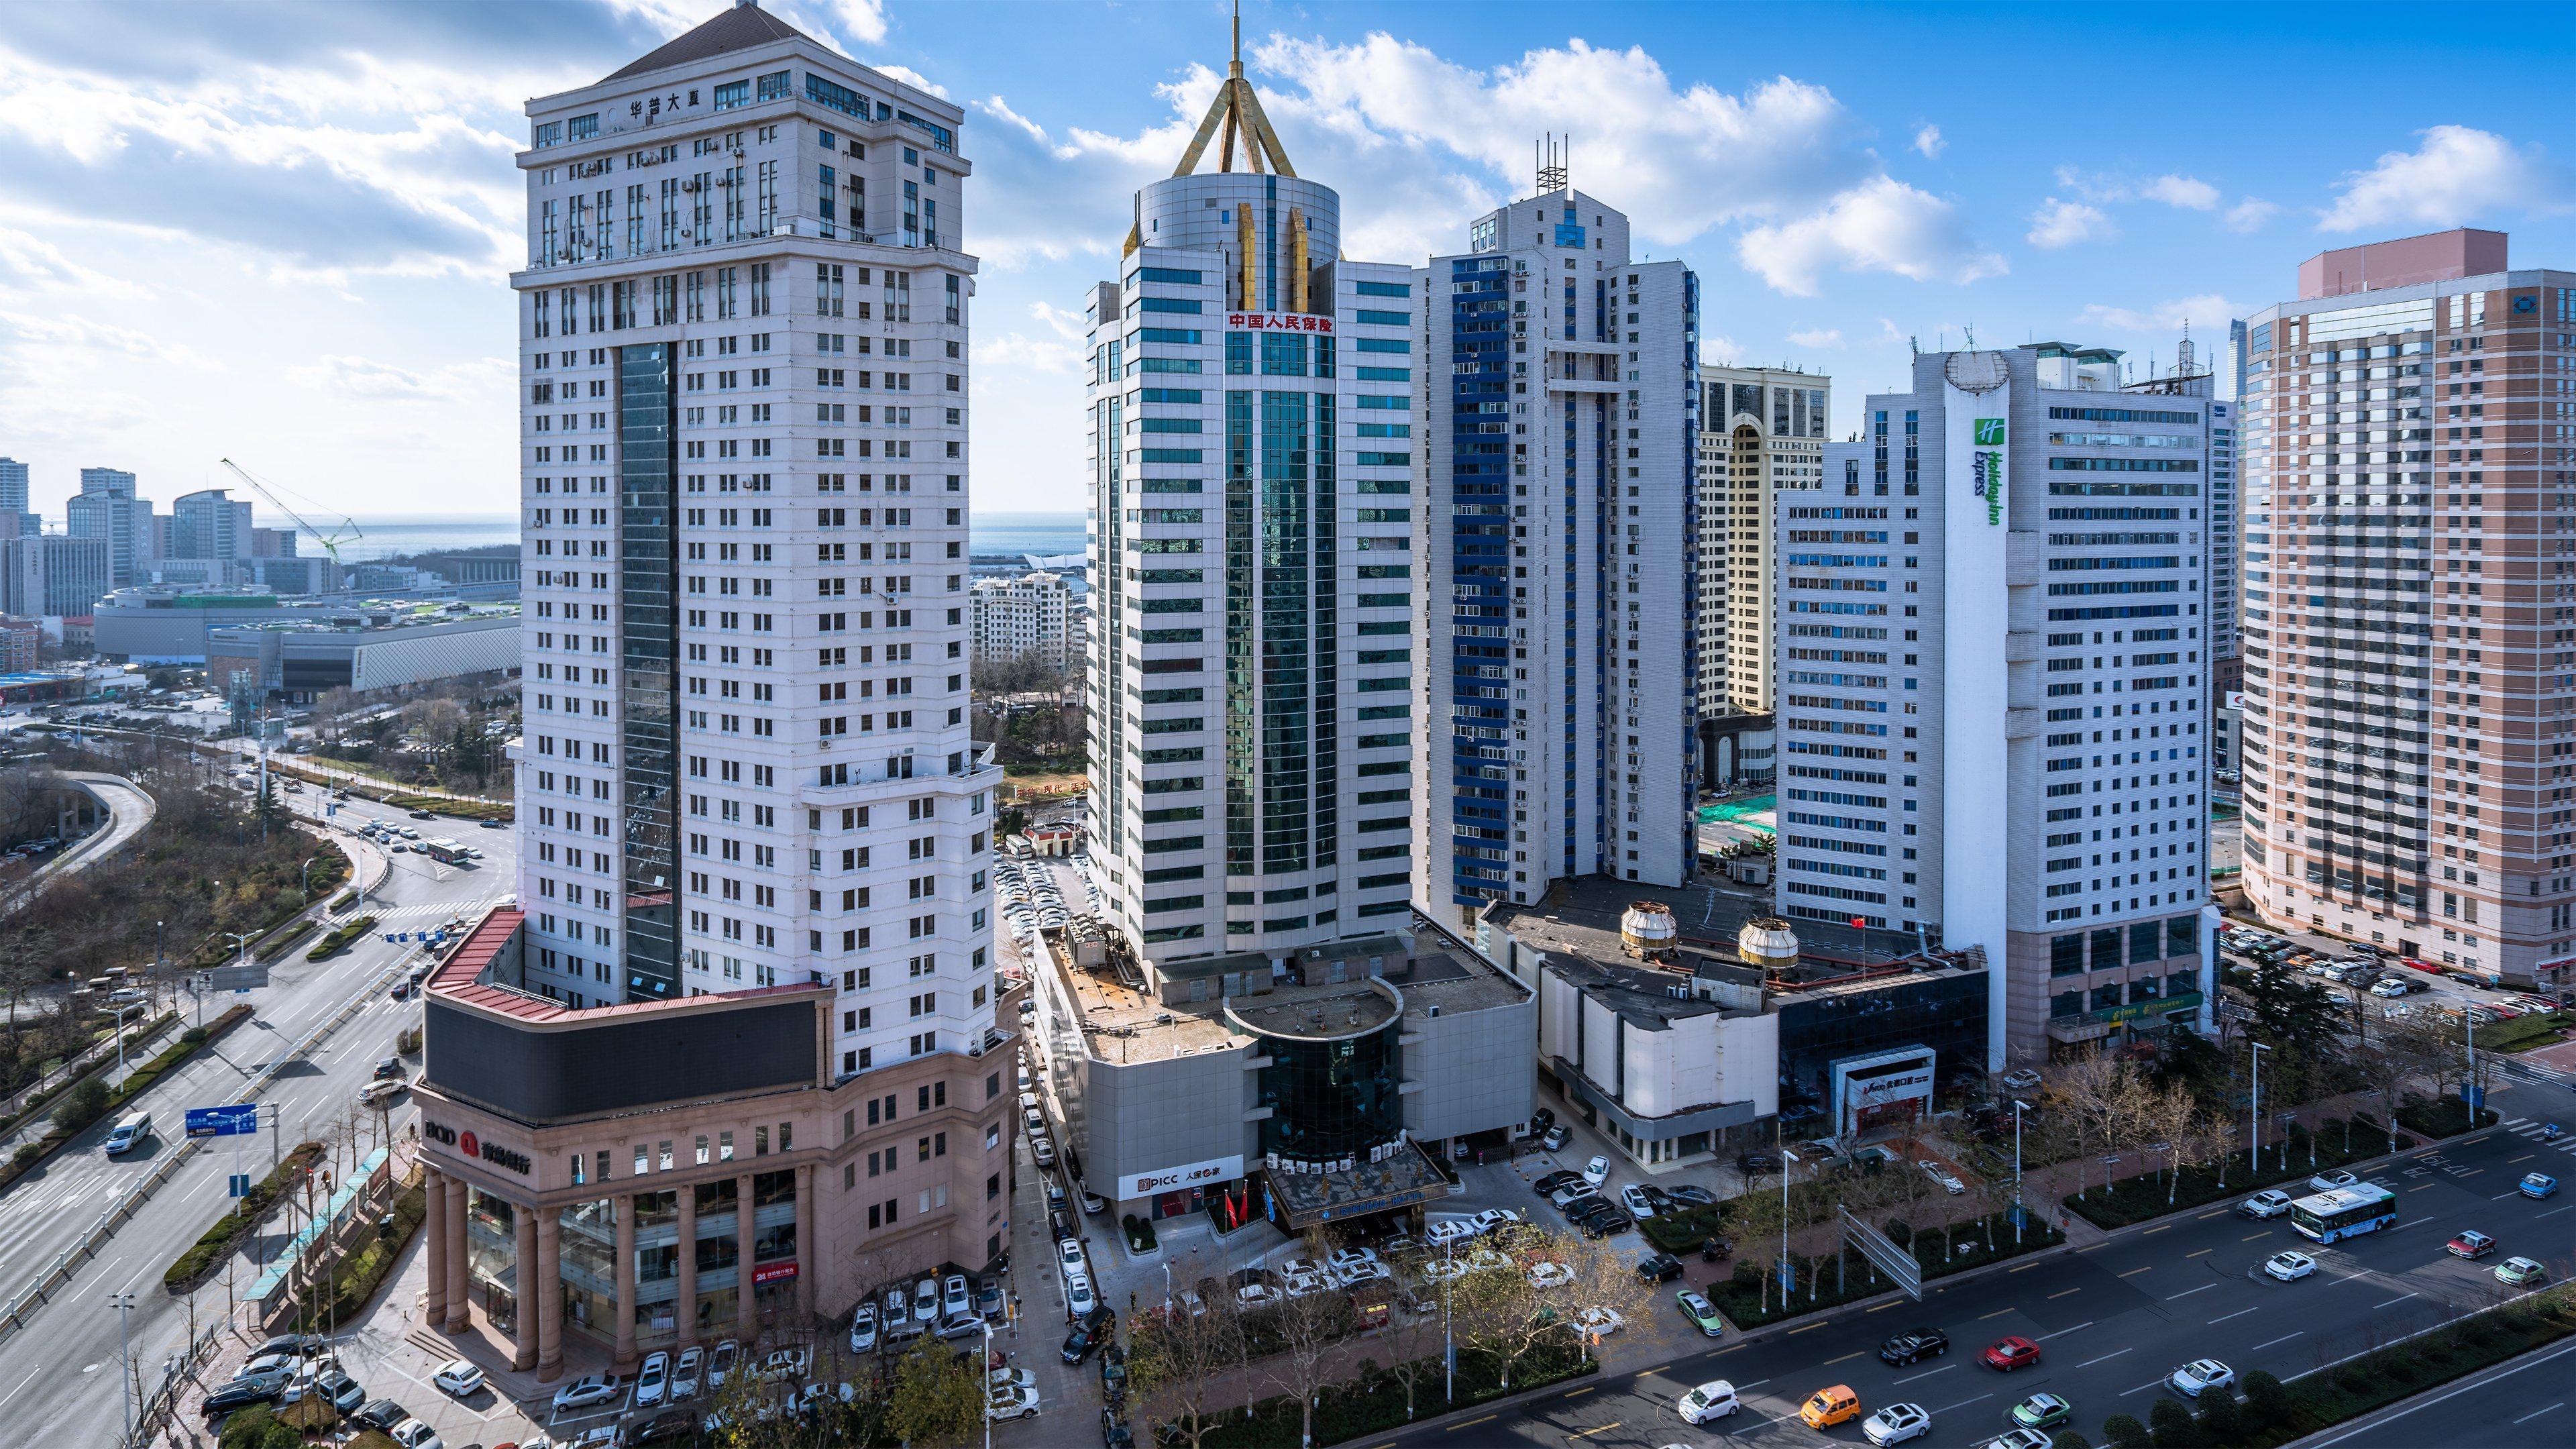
[2239, 228, 2576, 994]
[1695, 366, 1828, 780]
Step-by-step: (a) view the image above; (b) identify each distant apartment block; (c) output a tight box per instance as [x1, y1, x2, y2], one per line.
[969, 569, 1075, 673]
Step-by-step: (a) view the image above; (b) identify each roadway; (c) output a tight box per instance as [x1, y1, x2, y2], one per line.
[0, 769, 156, 916]
[0, 790, 515, 1449]
[1374, 1081, 2576, 1449]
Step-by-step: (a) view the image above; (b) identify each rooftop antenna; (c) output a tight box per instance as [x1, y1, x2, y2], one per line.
[1538, 133, 1566, 195]
[1963, 323, 1976, 350]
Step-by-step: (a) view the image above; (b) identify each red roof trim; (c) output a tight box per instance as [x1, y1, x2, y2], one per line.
[424, 906, 825, 1024]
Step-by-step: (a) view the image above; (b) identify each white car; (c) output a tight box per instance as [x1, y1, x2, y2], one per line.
[1678, 1380, 1740, 1424]
[943, 1273, 971, 1318]
[2264, 1250, 2316, 1282]
[989, 1368, 1036, 1397]
[1032, 1136, 1057, 1167]
[1334, 1258, 1392, 1288]
[669, 1346, 702, 1401]
[2168, 1358, 2236, 1398]
[631, 1352, 669, 1407]
[708, 1339, 737, 1388]
[2308, 1169, 2359, 1193]
[1280, 1268, 1330, 1297]
[388, 1421, 445, 1449]
[1526, 1261, 1576, 1289]
[1066, 1271, 1097, 1317]
[2371, 978, 2409, 998]
[1237, 1283, 1284, 1309]
[1920, 1159, 1968, 1195]
[1574, 1307, 1623, 1341]
[2239, 1189, 2294, 1219]
[1326, 1246, 1381, 1275]
[1470, 1208, 1523, 1236]
[1864, 1402, 1933, 1446]
[550, 1375, 621, 1414]
[849, 1303, 879, 1354]
[1581, 1155, 1610, 1187]
[755, 1346, 810, 1381]
[431, 1359, 484, 1399]
[1058, 1238, 1087, 1276]
[987, 1385, 1041, 1421]
[1620, 1184, 1658, 1218]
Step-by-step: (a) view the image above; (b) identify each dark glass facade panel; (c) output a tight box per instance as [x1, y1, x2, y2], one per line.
[1258, 390, 1311, 875]
[1310, 390, 1336, 871]
[1444, 258, 1511, 904]
[1253, 1025, 1403, 1163]
[619, 342, 680, 1000]
[1772, 973, 1990, 1130]
[1226, 390, 1256, 875]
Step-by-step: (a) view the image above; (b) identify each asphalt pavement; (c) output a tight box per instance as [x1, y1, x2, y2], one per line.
[1370, 1081, 2576, 1449]
[0, 788, 514, 1449]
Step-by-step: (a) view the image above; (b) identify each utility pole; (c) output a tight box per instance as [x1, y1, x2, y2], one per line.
[269, 1101, 281, 1172]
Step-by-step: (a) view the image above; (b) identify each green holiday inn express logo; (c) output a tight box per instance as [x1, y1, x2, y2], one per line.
[1971, 417, 2006, 525]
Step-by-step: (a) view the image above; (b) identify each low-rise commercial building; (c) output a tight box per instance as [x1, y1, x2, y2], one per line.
[205, 609, 519, 702]
[1026, 917, 1533, 1232]
[95, 587, 506, 665]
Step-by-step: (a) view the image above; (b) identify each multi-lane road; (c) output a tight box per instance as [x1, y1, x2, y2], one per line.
[0, 784, 513, 1448]
[1375, 1084, 2576, 1449]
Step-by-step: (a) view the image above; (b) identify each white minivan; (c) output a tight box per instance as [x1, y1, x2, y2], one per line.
[104, 1111, 153, 1156]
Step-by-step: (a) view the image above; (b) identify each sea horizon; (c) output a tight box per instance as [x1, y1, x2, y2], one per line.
[239, 509, 1087, 560]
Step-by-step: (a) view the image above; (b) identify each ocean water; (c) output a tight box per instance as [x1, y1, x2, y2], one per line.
[971, 511, 1085, 558]
[266, 511, 1089, 561]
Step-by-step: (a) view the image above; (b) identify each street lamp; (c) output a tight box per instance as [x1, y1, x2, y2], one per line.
[1777, 1148, 1801, 1303]
[979, 1315, 995, 1449]
[2249, 1041, 2271, 1177]
[2010, 1099, 2031, 1244]
[109, 1000, 144, 1073]
[111, 1291, 136, 1446]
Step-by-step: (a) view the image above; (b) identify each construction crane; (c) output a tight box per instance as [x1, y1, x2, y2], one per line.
[219, 458, 364, 564]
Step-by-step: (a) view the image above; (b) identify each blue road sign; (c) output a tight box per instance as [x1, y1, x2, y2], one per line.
[185, 1104, 260, 1139]
[228, 1173, 251, 1197]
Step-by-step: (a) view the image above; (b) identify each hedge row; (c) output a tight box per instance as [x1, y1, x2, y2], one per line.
[284, 1178, 427, 1329]
[1196, 1338, 1597, 1449]
[305, 916, 379, 961]
[1707, 1207, 2064, 1329]
[163, 1140, 326, 1291]
[2065, 1116, 2406, 1229]
[255, 920, 319, 964]
[0, 1010, 177, 1140]
[0, 1004, 253, 1192]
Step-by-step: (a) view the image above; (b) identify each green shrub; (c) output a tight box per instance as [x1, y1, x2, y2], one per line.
[2195, 1385, 2245, 1443]
[180, 1026, 208, 1046]
[2101, 1413, 2153, 1449]
[218, 1406, 303, 1449]
[2148, 1397, 2204, 1447]
[52, 1076, 109, 1133]
[2239, 1369, 2291, 1424]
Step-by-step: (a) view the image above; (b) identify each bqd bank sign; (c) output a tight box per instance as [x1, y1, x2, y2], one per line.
[1972, 417, 2006, 526]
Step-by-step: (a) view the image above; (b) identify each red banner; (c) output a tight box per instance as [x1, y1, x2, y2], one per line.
[752, 1260, 799, 1285]
[1228, 311, 1333, 334]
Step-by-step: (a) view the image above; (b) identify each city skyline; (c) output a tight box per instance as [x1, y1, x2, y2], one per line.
[1, 1, 2570, 520]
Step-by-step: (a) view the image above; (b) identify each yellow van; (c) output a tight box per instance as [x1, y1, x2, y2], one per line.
[1801, 1385, 1862, 1429]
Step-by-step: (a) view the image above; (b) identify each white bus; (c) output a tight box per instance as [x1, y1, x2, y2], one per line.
[2290, 1183, 2398, 1242]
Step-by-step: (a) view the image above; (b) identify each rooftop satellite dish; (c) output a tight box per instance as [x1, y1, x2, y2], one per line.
[1942, 350, 2009, 394]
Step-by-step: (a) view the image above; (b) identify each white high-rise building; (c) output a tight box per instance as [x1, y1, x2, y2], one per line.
[509, 0, 996, 1085]
[67, 468, 152, 587]
[969, 570, 1075, 674]
[1695, 366, 1830, 723]
[1773, 344, 2216, 1068]
[1083, 31, 1422, 962]
[1417, 174, 1701, 924]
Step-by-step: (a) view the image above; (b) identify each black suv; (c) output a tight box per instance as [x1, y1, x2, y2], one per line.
[1533, 1169, 1584, 1196]
[1736, 1151, 1782, 1176]
[1635, 1252, 1682, 1283]
[1062, 1305, 1116, 1364]
[1878, 1327, 1950, 1365]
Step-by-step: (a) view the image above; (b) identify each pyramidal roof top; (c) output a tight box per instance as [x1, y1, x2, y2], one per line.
[602, 1, 816, 85]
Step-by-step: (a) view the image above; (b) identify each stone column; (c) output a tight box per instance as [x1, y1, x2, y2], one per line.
[441, 1175, 470, 1333]
[423, 1167, 449, 1328]
[793, 1164, 816, 1322]
[535, 1207, 564, 1383]
[511, 1203, 539, 1371]
[612, 1192, 638, 1374]
[674, 1185, 699, 1351]
[735, 1171, 756, 1340]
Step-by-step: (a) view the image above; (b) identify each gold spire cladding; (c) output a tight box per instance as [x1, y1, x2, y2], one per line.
[1125, 3, 1295, 255]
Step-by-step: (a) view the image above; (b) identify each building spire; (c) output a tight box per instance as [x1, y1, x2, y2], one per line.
[1127, 2, 1296, 254]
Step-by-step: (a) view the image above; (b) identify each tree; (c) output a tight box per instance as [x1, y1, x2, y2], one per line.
[2147, 1396, 2205, 1448]
[2239, 1369, 2292, 1425]
[1130, 1292, 1247, 1449]
[2101, 1412, 2154, 1449]
[1263, 1232, 1358, 1449]
[2194, 1383, 2245, 1443]
[53, 1075, 110, 1133]
[881, 1336, 983, 1449]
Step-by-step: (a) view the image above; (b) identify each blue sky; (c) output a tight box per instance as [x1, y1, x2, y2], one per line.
[0, 0, 2568, 522]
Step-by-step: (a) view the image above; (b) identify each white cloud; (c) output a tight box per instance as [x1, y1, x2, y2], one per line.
[1786, 327, 1843, 348]
[0, 224, 150, 299]
[1699, 337, 1746, 368]
[2025, 197, 2116, 248]
[1912, 125, 1943, 160]
[2320, 124, 2572, 233]
[282, 353, 511, 402]
[875, 64, 948, 101]
[1028, 301, 1088, 341]
[2141, 174, 2220, 210]
[828, 0, 888, 45]
[2077, 292, 2240, 335]
[2224, 197, 2280, 233]
[983, 332, 1084, 374]
[1737, 176, 2004, 296]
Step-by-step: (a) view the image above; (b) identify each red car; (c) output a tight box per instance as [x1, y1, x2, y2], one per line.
[2448, 1230, 2497, 1259]
[1984, 1336, 2043, 1372]
[2404, 957, 2440, 973]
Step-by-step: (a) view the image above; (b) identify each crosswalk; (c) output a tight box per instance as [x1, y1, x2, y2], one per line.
[368, 897, 506, 924]
[2498, 1116, 2576, 1157]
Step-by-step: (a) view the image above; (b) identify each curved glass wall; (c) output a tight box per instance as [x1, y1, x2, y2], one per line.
[1252, 1024, 1401, 1163]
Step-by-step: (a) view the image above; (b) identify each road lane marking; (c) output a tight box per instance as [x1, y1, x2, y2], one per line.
[2194, 1210, 2225, 1221]
[0, 1366, 42, 1410]
[1930, 1392, 1994, 1415]
[2076, 1348, 2132, 1368]
[1786, 1320, 1828, 1334]
[1444, 1415, 1495, 1433]
[2008, 1261, 2042, 1273]
[1568, 1424, 1622, 1440]
[2142, 1224, 2170, 1236]
[2250, 1331, 2304, 1350]
[2037, 1322, 2094, 1340]
[2186, 1248, 2214, 1258]
[2121, 1378, 2166, 1397]
[2118, 1266, 2153, 1277]
[2208, 1307, 2260, 1324]
[1823, 1352, 1861, 1366]
[1561, 1387, 1593, 1399]
[2514, 1403, 2565, 1426]
[1865, 1300, 1900, 1313]
[2047, 1288, 2081, 1299]
[1978, 1309, 2012, 1321]
[2511, 1154, 2536, 1164]
[1895, 1364, 1955, 1385]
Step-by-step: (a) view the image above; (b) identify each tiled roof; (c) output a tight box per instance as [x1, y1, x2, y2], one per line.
[602, 3, 816, 85]
[425, 906, 824, 1024]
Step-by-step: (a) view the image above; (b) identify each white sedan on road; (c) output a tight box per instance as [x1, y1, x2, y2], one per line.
[2263, 1250, 2316, 1282]
[2168, 1358, 2236, 1398]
